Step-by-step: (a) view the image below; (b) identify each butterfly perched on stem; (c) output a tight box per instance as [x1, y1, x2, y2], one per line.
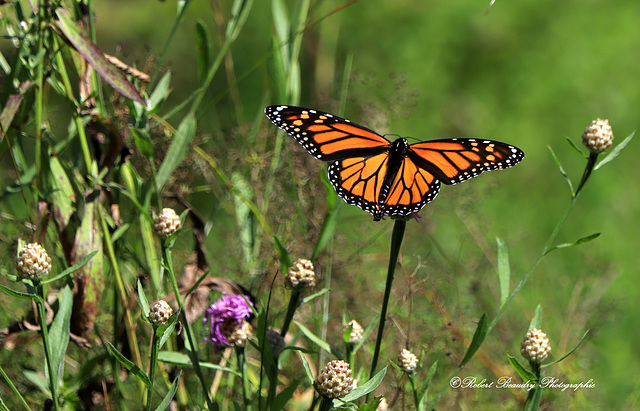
[265, 105, 524, 221]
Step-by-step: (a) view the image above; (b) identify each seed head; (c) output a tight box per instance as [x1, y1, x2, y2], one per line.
[153, 208, 181, 238]
[285, 258, 316, 289]
[398, 348, 418, 373]
[582, 118, 613, 154]
[315, 360, 354, 399]
[223, 319, 253, 347]
[17, 243, 52, 280]
[343, 320, 364, 344]
[149, 300, 173, 326]
[520, 328, 551, 363]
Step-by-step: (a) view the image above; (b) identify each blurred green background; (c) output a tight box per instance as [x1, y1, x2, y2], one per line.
[4, 0, 640, 408]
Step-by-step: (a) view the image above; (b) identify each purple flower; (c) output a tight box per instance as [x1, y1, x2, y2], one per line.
[203, 293, 253, 350]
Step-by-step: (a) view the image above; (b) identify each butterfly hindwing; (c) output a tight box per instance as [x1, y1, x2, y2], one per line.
[264, 105, 390, 161]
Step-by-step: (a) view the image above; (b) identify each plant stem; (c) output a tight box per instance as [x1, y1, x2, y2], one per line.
[237, 346, 252, 411]
[280, 289, 300, 337]
[369, 219, 407, 379]
[162, 243, 213, 407]
[145, 329, 160, 411]
[35, 283, 59, 411]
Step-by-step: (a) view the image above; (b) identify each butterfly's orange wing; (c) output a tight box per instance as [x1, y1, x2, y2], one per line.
[407, 139, 524, 185]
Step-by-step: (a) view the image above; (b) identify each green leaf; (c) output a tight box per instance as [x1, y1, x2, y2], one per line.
[300, 288, 331, 304]
[0, 283, 34, 299]
[544, 233, 601, 255]
[156, 113, 196, 190]
[137, 280, 150, 318]
[523, 384, 543, 411]
[54, 8, 145, 105]
[296, 350, 314, 385]
[548, 145, 574, 195]
[195, 21, 211, 85]
[565, 137, 587, 158]
[335, 366, 387, 405]
[157, 351, 241, 376]
[506, 353, 536, 382]
[273, 381, 299, 410]
[107, 343, 152, 387]
[496, 238, 510, 308]
[311, 173, 341, 260]
[543, 329, 590, 367]
[418, 360, 438, 405]
[131, 128, 154, 159]
[42, 251, 98, 285]
[154, 370, 182, 411]
[48, 285, 73, 386]
[148, 71, 172, 115]
[459, 314, 488, 367]
[0, 80, 32, 142]
[294, 321, 334, 355]
[274, 235, 291, 272]
[529, 305, 543, 330]
[595, 130, 635, 170]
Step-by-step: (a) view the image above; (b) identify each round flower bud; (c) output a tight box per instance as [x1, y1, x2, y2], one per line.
[343, 320, 364, 344]
[149, 300, 173, 325]
[153, 208, 181, 238]
[223, 319, 253, 347]
[267, 328, 286, 356]
[521, 328, 551, 363]
[315, 360, 354, 399]
[285, 258, 316, 290]
[582, 118, 613, 154]
[398, 348, 418, 373]
[17, 242, 52, 280]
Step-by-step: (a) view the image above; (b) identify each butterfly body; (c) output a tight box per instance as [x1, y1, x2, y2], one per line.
[265, 105, 524, 221]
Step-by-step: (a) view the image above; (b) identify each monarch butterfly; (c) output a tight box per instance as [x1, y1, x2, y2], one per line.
[265, 105, 524, 221]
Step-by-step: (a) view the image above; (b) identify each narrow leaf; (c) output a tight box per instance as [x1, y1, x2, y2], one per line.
[565, 137, 587, 158]
[137, 280, 150, 318]
[0, 80, 32, 142]
[294, 321, 334, 355]
[273, 381, 299, 410]
[154, 370, 182, 411]
[523, 385, 543, 411]
[311, 173, 341, 260]
[543, 329, 590, 367]
[595, 130, 635, 170]
[335, 366, 387, 405]
[0, 283, 34, 299]
[107, 342, 152, 387]
[529, 305, 542, 330]
[300, 288, 331, 304]
[195, 21, 211, 85]
[274, 235, 291, 272]
[54, 8, 145, 105]
[148, 71, 172, 115]
[157, 351, 241, 376]
[131, 128, 155, 159]
[548, 145, 574, 195]
[506, 354, 536, 383]
[459, 314, 488, 367]
[418, 360, 438, 404]
[545, 233, 601, 255]
[296, 351, 314, 384]
[42, 250, 98, 285]
[48, 285, 73, 386]
[496, 238, 510, 308]
[156, 113, 196, 190]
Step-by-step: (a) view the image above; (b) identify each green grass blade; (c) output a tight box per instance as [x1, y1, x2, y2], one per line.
[544, 233, 601, 256]
[194, 21, 211, 86]
[107, 343, 152, 388]
[595, 130, 634, 170]
[335, 366, 387, 405]
[154, 370, 182, 411]
[529, 304, 543, 330]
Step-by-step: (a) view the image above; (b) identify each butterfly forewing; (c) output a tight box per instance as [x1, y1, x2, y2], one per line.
[408, 139, 524, 185]
[264, 105, 390, 161]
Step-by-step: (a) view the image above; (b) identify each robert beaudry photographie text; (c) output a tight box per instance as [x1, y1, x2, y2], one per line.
[450, 376, 595, 392]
